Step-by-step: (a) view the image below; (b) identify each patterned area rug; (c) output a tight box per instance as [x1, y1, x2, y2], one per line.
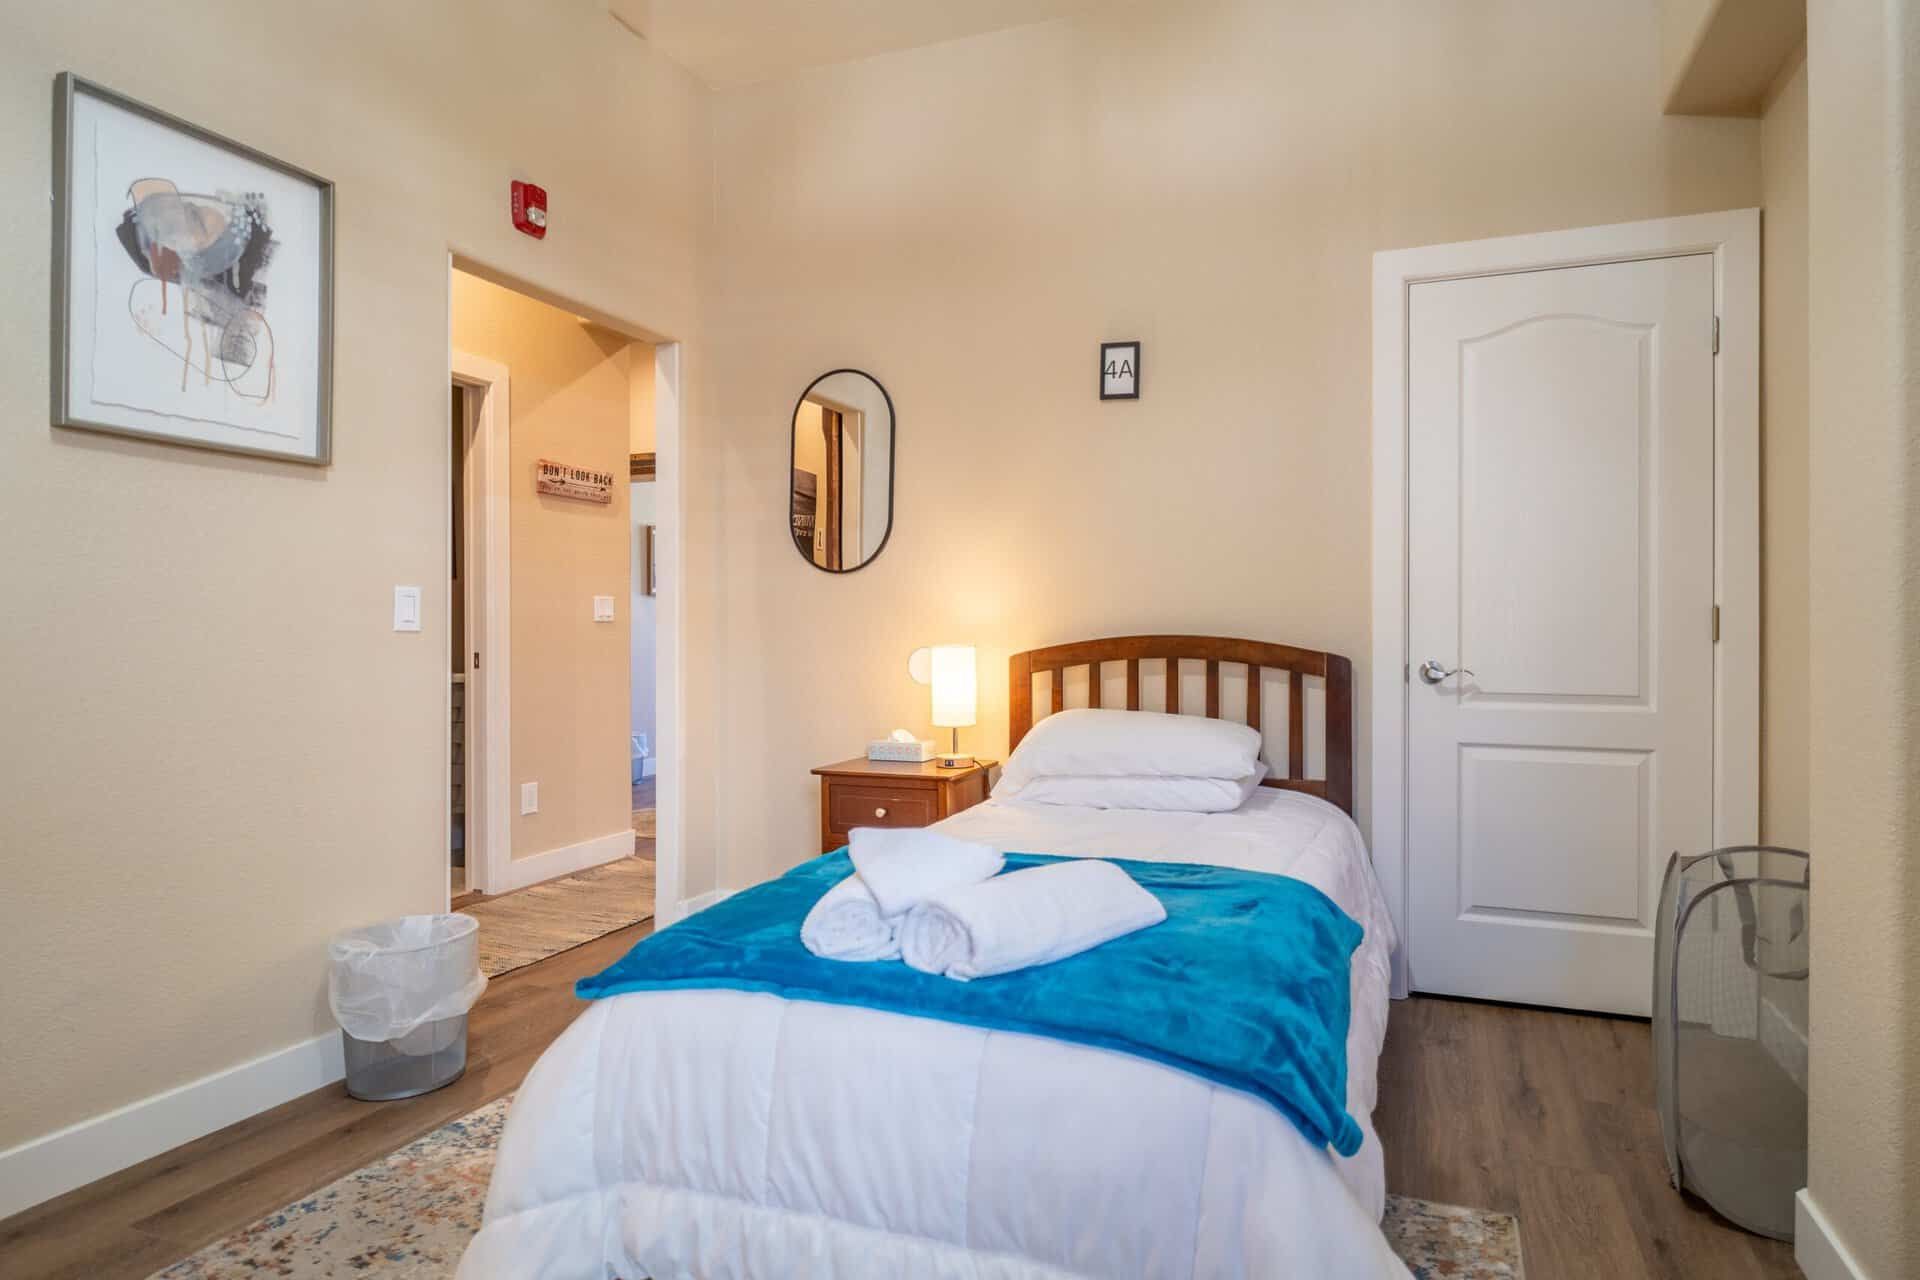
[458, 855, 654, 978]
[1385, 1195, 1526, 1278]
[152, 1097, 1524, 1278]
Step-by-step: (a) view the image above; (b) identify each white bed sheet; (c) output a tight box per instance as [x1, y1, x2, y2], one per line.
[458, 789, 1406, 1279]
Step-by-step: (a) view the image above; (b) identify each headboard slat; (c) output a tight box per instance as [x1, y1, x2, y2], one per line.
[1289, 669, 1305, 780]
[1006, 634, 1353, 816]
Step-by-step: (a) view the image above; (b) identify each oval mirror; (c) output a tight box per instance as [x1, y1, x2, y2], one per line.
[789, 369, 895, 572]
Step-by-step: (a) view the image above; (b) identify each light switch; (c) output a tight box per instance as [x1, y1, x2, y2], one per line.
[393, 586, 422, 632]
[520, 781, 539, 815]
[593, 595, 615, 622]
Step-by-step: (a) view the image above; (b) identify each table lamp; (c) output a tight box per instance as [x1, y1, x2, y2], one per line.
[930, 644, 977, 768]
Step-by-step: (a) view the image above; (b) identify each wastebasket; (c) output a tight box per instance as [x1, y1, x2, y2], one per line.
[328, 914, 487, 1101]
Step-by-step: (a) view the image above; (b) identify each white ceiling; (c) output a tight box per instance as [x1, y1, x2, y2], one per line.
[611, 0, 1090, 88]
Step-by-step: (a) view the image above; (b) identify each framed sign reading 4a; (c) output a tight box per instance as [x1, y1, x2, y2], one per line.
[51, 73, 335, 464]
[1100, 340, 1140, 400]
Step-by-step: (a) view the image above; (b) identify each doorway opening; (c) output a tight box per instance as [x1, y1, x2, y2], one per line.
[447, 262, 683, 977]
[631, 457, 658, 844]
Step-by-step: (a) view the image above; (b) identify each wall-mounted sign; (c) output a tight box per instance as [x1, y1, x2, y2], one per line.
[536, 458, 613, 504]
[1100, 340, 1140, 400]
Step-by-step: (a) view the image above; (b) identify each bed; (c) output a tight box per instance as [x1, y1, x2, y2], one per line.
[458, 636, 1404, 1279]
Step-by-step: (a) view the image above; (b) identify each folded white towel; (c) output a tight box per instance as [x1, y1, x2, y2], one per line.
[846, 827, 1005, 919]
[800, 874, 902, 961]
[899, 858, 1167, 981]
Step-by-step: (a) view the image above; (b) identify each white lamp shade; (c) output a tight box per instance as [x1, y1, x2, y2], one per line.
[929, 645, 978, 728]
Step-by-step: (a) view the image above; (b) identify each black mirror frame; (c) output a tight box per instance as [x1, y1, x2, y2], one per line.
[788, 368, 896, 574]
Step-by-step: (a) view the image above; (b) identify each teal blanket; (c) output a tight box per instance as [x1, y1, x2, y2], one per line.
[578, 851, 1366, 1156]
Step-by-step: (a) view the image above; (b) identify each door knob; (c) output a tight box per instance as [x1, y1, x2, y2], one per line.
[1418, 659, 1476, 685]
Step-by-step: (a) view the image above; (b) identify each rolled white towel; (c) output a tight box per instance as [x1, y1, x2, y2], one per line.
[900, 858, 1167, 981]
[800, 874, 901, 961]
[847, 827, 1005, 918]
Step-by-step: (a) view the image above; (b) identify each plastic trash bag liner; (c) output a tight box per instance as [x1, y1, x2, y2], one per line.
[328, 913, 487, 1043]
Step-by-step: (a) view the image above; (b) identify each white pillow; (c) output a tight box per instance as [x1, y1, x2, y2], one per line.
[1001, 767, 1269, 813]
[999, 708, 1265, 788]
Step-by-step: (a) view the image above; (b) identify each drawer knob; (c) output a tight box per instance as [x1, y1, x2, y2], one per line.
[874, 806, 888, 818]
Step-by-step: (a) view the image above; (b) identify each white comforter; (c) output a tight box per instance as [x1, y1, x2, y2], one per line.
[458, 790, 1405, 1279]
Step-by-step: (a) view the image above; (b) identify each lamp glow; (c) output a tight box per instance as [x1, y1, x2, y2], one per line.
[929, 644, 977, 767]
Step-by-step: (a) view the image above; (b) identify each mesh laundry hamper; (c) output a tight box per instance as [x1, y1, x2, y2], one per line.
[1653, 846, 1810, 1240]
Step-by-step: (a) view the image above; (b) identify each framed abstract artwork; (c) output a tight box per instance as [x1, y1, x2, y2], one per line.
[51, 73, 335, 464]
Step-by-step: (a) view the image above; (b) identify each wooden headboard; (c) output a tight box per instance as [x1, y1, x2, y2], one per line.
[1008, 635, 1354, 816]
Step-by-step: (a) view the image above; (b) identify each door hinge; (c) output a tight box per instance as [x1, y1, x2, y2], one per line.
[1712, 606, 1721, 643]
[473, 650, 481, 671]
[1713, 316, 1721, 356]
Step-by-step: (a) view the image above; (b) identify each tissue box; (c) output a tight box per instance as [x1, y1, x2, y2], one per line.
[867, 738, 936, 763]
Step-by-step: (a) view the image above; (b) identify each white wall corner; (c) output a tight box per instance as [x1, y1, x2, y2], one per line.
[663, 886, 732, 926]
[0, 1029, 344, 1221]
[1796, 1190, 1873, 1280]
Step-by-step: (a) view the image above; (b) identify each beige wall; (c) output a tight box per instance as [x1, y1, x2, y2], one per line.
[451, 271, 636, 859]
[630, 349, 657, 454]
[0, 0, 708, 1155]
[1805, 3, 1920, 1275]
[700, 0, 1762, 893]
[1659, 0, 1722, 98]
[1659, 0, 1807, 116]
[1759, 49, 1809, 850]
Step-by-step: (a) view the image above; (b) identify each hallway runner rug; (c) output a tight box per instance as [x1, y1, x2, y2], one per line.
[458, 855, 654, 978]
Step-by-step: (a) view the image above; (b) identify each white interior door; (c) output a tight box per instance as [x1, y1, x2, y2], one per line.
[1406, 254, 1716, 1015]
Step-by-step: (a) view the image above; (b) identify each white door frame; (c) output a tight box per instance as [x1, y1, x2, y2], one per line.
[1369, 209, 1760, 999]
[650, 342, 687, 924]
[451, 349, 512, 898]
[448, 263, 688, 918]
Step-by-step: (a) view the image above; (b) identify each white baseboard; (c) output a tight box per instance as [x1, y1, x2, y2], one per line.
[0, 1028, 344, 1222]
[499, 828, 636, 893]
[1797, 1189, 1873, 1280]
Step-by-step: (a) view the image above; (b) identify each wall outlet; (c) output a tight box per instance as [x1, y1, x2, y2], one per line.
[520, 781, 539, 815]
[593, 595, 615, 622]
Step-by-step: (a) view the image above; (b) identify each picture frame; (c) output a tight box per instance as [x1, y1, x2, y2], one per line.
[1100, 340, 1140, 400]
[51, 72, 335, 464]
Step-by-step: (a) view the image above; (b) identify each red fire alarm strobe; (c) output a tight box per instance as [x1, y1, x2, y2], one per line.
[511, 181, 548, 239]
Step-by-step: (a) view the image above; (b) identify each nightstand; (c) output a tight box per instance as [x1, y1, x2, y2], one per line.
[812, 757, 996, 854]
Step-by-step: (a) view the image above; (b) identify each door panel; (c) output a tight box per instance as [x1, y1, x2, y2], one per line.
[1407, 254, 1715, 1015]
[1461, 316, 1648, 701]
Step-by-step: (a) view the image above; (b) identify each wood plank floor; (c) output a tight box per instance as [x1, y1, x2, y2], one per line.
[1376, 996, 1802, 1279]
[2, 960, 1801, 1277]
[0, 920, 654, 1280]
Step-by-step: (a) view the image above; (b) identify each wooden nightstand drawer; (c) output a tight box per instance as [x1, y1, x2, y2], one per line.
[812, 756, 996, 854]
[828, 783, 937, 832]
